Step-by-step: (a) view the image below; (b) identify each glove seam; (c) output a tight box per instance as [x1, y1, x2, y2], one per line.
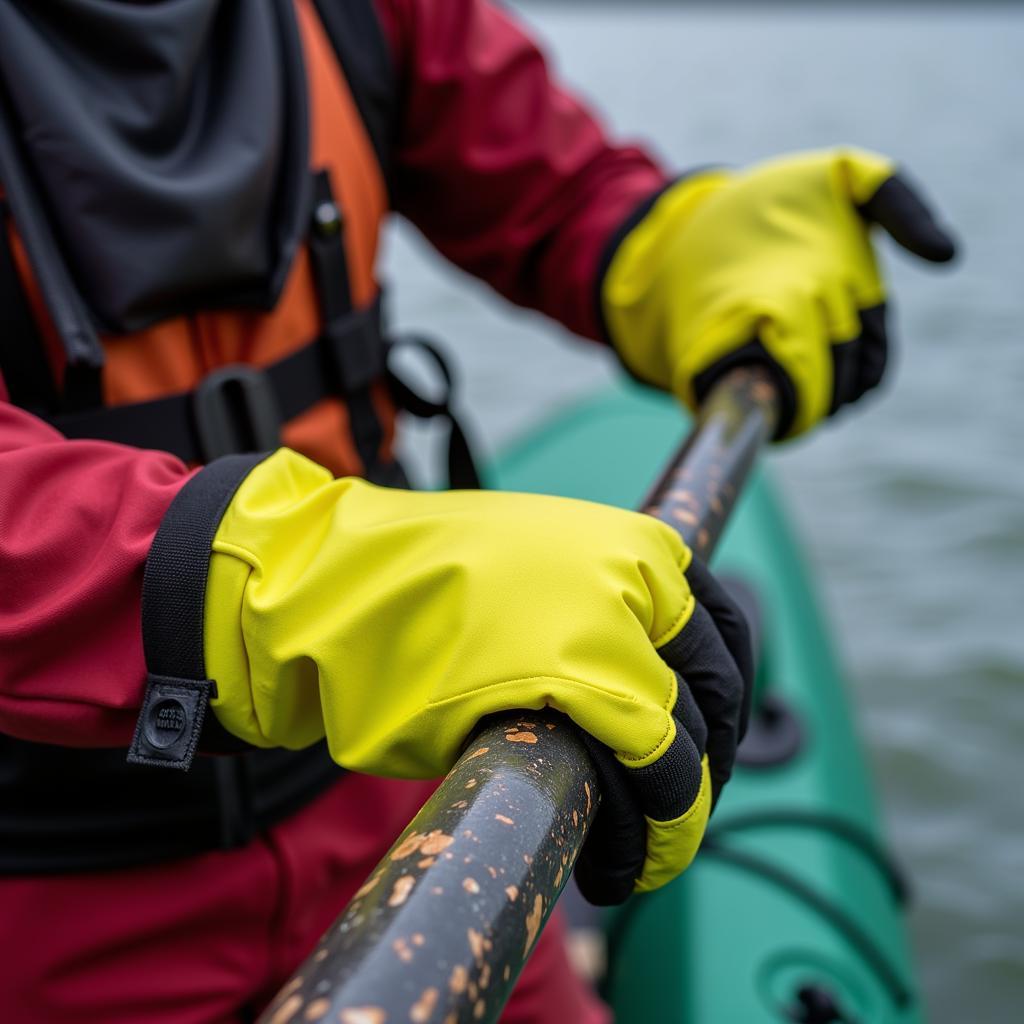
[424, 672, 677, 765]
[624, 664, 677, 767]
[652, 593, 695, 649]
[206, 546, 289, 750]
[651, 547, 695, 648]
[619, 706, 676, 767]
[423, 673, 636, 711]
[211, 537, 263, 569]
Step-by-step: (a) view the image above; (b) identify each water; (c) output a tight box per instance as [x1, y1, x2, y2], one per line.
[381, 4, 1024, 1019]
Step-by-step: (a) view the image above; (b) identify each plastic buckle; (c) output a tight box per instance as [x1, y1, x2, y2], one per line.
[193, 364, 282, 462]
[323, 308, 385, 394]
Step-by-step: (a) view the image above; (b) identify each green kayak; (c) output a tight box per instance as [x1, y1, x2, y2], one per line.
[489, 380, 922, 1024]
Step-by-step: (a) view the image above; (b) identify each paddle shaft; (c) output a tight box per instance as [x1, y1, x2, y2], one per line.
[256, 366, 780, 1024]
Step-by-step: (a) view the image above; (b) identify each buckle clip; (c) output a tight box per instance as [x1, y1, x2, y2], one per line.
[193, 365, 282, 462]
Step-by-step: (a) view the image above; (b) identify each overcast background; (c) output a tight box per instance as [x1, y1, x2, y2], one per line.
[383, 4, 1024, 1019]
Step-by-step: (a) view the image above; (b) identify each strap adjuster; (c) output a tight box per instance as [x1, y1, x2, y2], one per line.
[193, 364, 282, 461]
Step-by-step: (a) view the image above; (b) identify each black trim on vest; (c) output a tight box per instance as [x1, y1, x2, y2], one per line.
[0, 77, 105, 409]
[312, 0, 397, 190]
[308, 169, 387, 479]
[40, 168, 400, 480]
[0, 200, 56, 413]
[128, 453, 265, 771]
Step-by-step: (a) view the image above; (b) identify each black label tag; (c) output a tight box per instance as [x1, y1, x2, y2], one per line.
[126, 676, 212, 770]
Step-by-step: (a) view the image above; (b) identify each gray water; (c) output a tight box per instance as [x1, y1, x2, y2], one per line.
[381, 4, 1024, 1019]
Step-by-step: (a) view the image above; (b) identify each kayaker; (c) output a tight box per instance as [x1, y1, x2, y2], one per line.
[0, 1, 955, 1021]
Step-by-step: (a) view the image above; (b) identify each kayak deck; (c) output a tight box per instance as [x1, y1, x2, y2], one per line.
[488, 381, 922, 1024]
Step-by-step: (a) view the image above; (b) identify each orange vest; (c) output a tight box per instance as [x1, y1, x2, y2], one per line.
[3, 0, 392, 478]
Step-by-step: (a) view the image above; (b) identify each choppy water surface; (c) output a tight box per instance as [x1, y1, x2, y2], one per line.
[383, 4, 1024, 1019]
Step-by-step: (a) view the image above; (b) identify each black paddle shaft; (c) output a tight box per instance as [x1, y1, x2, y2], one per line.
[256, 367, 780, 1024]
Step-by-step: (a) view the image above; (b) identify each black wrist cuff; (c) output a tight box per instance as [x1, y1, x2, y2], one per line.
[592, 167, 722, 352]
[127, 452, 267, 770]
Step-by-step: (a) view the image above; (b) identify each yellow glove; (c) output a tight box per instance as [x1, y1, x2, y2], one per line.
[602, 147, 956, 437]
[204, 448, 752, 903]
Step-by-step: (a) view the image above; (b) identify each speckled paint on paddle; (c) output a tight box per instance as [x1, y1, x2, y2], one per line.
[257, 712, 599, 1024]
[643, 366, 778, 560]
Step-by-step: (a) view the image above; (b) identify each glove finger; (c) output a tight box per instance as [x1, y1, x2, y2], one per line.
[683, 557, 755, 741]
[673, 671, 708, 758]
[574, 733, 647, 906]
[829, 302, 890, 414]
[632, 734, 711, 893]
[855, 303, 889, 399]
[859, 173, 957, 264]
[829, 337, 861, 414]
[627, 707, 705, 823]
[574, 692, 709, 905]
[658, 602, 746, 804]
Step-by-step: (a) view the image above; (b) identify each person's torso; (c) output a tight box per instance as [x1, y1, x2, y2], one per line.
[0, 0, 403, 873]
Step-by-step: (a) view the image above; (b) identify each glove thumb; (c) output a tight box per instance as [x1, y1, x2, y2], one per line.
[859, 172, 958, 264]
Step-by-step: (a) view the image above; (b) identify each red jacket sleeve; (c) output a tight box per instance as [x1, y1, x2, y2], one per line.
[0, 385, 196, 747]
[374, 0, 669, 341]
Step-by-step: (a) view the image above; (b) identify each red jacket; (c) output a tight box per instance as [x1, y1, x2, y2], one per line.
[0, 0, 668, 748]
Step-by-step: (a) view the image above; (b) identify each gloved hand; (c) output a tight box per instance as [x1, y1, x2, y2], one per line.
[602, 147, 957, 438]
[204, 449, 753, 904]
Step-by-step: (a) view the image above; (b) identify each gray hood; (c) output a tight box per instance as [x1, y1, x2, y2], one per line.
[0, 0, 310, 333]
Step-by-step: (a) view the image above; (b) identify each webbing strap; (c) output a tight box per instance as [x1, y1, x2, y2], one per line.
[42, 301, 482, 490]
[307, 169, 386, 478]
[385, 335, 482, 491]
[128, 453, 263, 771]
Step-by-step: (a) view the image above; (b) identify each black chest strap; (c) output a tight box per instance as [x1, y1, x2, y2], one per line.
[42, 298, 481, 489]
[46, 293, 387, 466]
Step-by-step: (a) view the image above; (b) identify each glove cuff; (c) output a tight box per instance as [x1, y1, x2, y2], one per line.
[598, 168, 732, 396]
[204, 448, 339, 750]
[592, 176, 681, 348]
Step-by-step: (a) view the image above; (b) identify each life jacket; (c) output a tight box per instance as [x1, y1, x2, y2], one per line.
[0, 0, 473, 873]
